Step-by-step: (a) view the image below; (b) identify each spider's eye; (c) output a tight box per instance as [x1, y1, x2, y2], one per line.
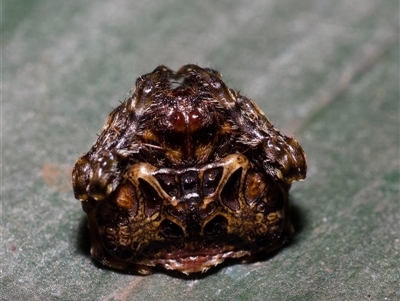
[170, 111, 185, 133]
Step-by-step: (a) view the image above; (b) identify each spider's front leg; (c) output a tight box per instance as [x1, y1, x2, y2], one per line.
[236, 94, 307, 184]
[185, 65, 306, 184]
[72, 149, 125, 201]
[72, 66, 174, 202]
[72, 102, 137, 202]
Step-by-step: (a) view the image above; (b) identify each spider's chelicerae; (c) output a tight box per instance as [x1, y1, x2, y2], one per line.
[72, 65, 306, 275]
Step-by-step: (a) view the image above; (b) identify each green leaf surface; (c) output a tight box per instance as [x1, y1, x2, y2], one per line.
[2, 1, 399, 300]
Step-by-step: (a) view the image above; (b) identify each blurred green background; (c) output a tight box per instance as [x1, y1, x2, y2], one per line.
[2, 1, 399, 300]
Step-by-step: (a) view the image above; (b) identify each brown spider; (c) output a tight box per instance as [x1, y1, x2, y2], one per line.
[72, 65, 306, 275]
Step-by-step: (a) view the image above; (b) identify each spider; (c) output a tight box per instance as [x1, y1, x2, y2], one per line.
[72, 65, 306, 274]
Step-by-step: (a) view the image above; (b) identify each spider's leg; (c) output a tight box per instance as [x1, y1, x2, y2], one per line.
[72, 66, 175, 201]
[183, 66, 306, 183]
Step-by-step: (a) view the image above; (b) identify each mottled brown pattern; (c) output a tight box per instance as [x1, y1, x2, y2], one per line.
[72, 65, 306, 274]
